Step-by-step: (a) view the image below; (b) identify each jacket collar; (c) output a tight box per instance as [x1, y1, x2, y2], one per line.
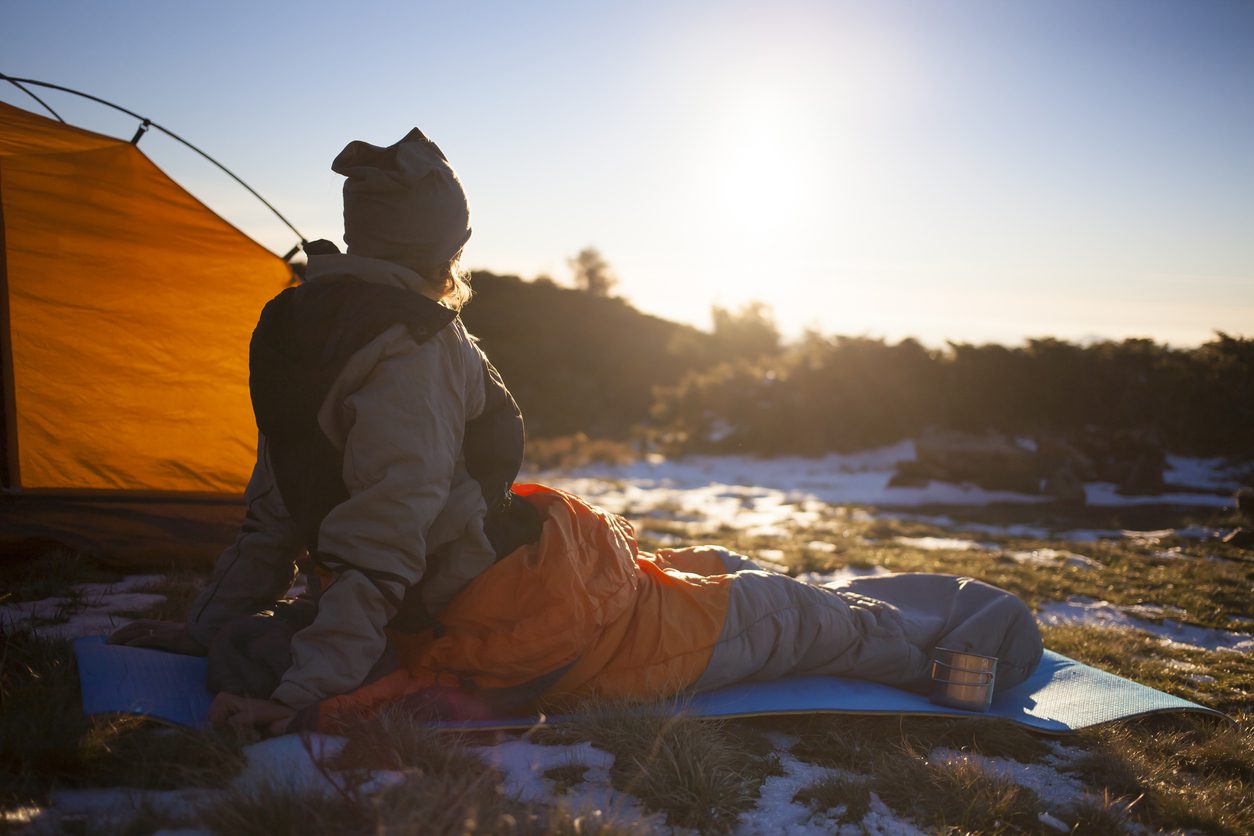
[304, 252, 445, 304]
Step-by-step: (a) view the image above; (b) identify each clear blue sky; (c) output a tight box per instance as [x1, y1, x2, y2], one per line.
[3, 0, 1251, 346]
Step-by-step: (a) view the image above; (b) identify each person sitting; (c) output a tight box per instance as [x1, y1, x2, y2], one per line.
[110, 128, 1043, 735]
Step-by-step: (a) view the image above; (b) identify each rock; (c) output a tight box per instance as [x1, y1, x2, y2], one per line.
[1236, 487, 1254, 522]
[1116, 453, 1167, 496]
[1043, 465, 1087, 504]
[1075, 426, 1166, 493]
[1036, 436, 1097, 481]
[912, 431, 1041, 494]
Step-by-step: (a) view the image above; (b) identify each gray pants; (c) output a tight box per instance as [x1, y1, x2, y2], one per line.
[693, 551, 1043, 695]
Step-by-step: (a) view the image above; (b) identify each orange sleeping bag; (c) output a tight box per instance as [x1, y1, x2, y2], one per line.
[309, 484, 733, 729]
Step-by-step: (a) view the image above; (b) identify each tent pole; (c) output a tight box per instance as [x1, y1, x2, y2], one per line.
[1, 74, 309, 254]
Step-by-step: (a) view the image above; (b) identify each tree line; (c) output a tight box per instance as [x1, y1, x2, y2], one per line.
[463, 270, 1251, 459]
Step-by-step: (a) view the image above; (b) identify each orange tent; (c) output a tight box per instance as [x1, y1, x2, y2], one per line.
[0, 100, 292, 561]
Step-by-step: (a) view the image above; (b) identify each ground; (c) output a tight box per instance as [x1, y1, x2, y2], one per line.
[2, 443, 1251, 834]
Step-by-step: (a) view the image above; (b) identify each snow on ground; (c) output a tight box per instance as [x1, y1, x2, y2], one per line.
[738, 752, 924, 836]
[930, 747, 1085, 812]
[232, 733, 347, 795]
[893, 536, 997, 551]
[1165, 455, 1248, 492]
[794, 565, 890, 586]
[473, 738, 661, 826]
[881, 511, 1054, 541]
[16, 735, 350, 834]
[25, 786, 215, 834]
[528, 443, 1240, 513]
[1006, 549, 1100, 570]
[0, 575, 166, 641]
[1037, 597, 1254, 652]
[1052, 526, 1223, 544]
[1082, 482, 1235, 507]
[928, 742, 1096, 827]
[7, 447, 1247, 832]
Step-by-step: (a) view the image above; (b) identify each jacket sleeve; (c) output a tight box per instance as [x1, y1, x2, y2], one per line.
[270, 333, 466, 710]
[186, 435, 303, 648]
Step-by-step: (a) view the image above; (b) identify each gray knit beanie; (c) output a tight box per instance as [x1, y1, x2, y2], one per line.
[331, 128, 471, 272]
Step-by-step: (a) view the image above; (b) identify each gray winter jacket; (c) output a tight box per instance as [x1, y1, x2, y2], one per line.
[188, 253, 503, 709]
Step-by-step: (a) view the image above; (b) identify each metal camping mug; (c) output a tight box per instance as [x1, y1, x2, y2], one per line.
[928, 648, 997, 712]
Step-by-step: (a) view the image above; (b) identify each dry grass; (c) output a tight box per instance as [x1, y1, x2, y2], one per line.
[542, 701, 782, 832]
[784, 715, 1056, 832]
[543, 764, 590, 795]
[872, 744, 1044, 833]
[0, 548, 123, 605]
[201, 780, 372, 836]
[4, 493, 1253, 833]
[0, 630, 86, 806]
[792, 773, 871, 822]
[1067, 713, 1254, 834]
[322, 706, 645, 835]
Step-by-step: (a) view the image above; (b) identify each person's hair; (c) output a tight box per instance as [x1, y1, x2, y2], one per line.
[426, 255, 474, 310]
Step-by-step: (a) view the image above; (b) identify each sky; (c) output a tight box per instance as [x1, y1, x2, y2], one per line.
[2, 0, 1252, 347]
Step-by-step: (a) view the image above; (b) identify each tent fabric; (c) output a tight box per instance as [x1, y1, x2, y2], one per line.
[0, 494, 243, 565]
[0, 100, 291, 494]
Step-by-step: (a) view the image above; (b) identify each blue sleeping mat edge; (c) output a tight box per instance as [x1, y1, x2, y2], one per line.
[73, 636, 1227, 734]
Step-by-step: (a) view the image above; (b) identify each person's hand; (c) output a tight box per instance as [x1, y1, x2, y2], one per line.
[208, 692, 296, 737]
[108, 619, 206, 656]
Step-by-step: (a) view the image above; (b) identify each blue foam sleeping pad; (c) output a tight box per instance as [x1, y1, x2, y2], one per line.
[74, 636, 1225, 733]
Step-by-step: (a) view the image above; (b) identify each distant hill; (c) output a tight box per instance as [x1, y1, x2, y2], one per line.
[460, 272, 1252, 460]
[460, 272, 719, 439]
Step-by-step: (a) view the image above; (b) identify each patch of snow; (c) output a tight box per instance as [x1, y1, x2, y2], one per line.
[1084, 483, 1233, 508]
[735, 750, 925, 836]
[764, 731, 800, 749]
[1057, 528, 1123, 543]
[853, 794, 928, 836]
[883, 512, 1055, 541]
[796, 566, 890, 586]
[1053, 525, 1223, 546]
[530, 443, 1052, 514]
[930, 747, 1087, 817]
[893, 536, 995, 551]
[1038, 811, 1070, 832]
[757, 549, 787, 563]
[1007, 549, 1098, 570]
[30, 787, 214, 834]
[0, 584, 168, 642]
[472, 738, 659, 827]
[72, 575, 166, 597]
[473, 739, 608, 803]
[1121, 529, 1173, 544]
[804, 540, 838, 553]
[527, 449, 1248, 516]
[1172, 525, 1225, 541]
[1037, 597, 1254, 652]
[1124, 603, 1189, 620]
[233, 734, 347, 796]
[1164, 455, 1245, 492]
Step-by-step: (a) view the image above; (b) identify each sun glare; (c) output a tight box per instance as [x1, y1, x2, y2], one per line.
[697, 80, 831, 245]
